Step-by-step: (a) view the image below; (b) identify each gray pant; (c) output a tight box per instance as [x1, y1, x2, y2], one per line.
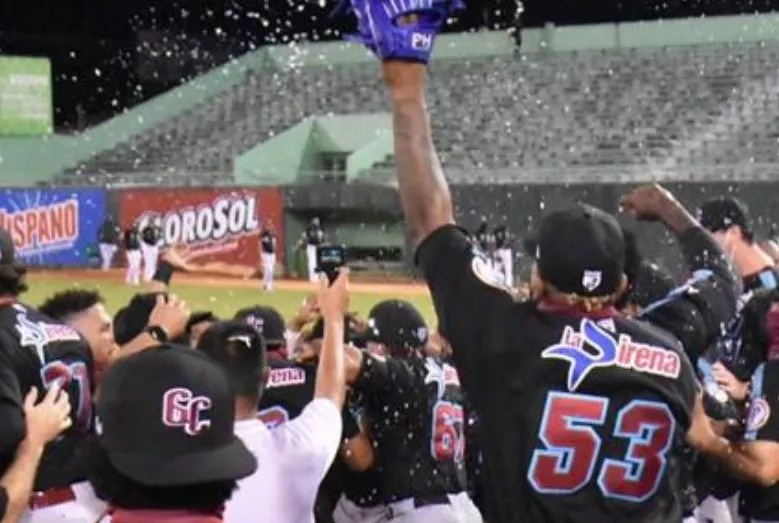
[333, 492, 482, 523]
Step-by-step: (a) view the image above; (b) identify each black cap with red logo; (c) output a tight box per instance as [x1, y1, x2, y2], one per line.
[96, 344, 257, 486]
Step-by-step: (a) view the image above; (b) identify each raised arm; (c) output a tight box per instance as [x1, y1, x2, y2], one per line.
[383, 62, 454, 246]
[621, 184, 741, 360]
[313, 270, 349, 408]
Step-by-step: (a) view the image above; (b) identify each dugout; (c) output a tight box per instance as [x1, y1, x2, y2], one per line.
[282, 182, 408, 280]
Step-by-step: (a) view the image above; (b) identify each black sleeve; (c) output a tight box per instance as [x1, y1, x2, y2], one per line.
[0, 486, 7, 520]
[639, 226, 741, 361]
[744, 361, 779, 442]
[732, 291, 775, 381]
[415, 225, 516, 357]
[0, 362, 25, 458]
[352, 352, 416, 398]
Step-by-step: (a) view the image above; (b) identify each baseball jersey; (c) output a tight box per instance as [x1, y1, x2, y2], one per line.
[141, 225, 160, 246]
[228, 398, 342, 523]
[123, 229, 140, 251]
[258, 361, 359, 521]
[98, 220, 120, 244]
[416, 225, 737, 523]
[740, 360, 779, 520]
[306, 226, 324, 246]
[261, 231, 276, 254]
[717, 285, 779, 381]
[743, 266, 779, 293]
[0, 302, 94, 491]
[351, 352, 468, 504]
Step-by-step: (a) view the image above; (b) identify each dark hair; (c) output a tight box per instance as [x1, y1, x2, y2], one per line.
[0, 264, 28, 297]
[39, 290, 103, 321]
[86, 437, 236, 512]
[196, 321, 266, 400]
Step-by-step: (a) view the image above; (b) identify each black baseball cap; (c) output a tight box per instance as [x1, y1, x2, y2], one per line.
[113, 292, 165, 345]
[197, 320, 266, 397]
[698, 197, 751, 235]
[536, 203, 626, 297]
[234, 306, 286, 346]
[0, 227, 16, 265]
[96, 344, 257, 487]
[357, 300, 428, 352]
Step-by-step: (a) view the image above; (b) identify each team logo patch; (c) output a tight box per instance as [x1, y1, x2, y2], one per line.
[162, 388, 213, 436]
[746, 398, 771, 432]
[15, 309, 82, 364]
[471, 250, 509, 290]
[542, 319, 681, 392]
[582, 270, 602, 292]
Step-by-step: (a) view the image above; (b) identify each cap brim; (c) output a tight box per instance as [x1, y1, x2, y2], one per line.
[107, 435, 257, 487]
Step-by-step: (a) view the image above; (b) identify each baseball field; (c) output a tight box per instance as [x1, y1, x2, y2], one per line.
[25, 269, 436, 324]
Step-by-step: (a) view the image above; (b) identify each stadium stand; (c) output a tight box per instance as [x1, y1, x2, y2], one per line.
[55, 20, 779, 186]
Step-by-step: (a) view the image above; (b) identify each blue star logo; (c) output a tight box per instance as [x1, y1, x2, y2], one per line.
[542, 319, 619, 392]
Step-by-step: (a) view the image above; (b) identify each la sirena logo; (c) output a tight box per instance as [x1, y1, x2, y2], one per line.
[0, 200, 79, 252]
[543, 319, 681, 392]
[137, 195, 259, 247]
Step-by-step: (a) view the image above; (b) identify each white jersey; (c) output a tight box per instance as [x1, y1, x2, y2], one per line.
[227, 398, 342, 523]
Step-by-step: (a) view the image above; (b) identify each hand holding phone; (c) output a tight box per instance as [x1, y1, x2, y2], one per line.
[316, 244, 346, 285]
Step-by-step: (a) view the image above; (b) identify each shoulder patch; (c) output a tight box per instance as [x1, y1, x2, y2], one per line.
[746, 398, 771, 432]
[471, 250, 510, 291]
[266, 367, 306, 389]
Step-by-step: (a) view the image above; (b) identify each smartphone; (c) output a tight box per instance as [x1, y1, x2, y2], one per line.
[316, 244, 346, 285]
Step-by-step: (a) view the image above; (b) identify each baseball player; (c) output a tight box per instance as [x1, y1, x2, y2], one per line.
[123, 225, 141, 285]
[89, 344, 257, 522]
[334, 299, 482, 522]
[0, 384, 72, 522]
[197, 271, 350, 523]
[260, 223, 277, 291]
[97, 216, 120, 271]
[236, 305, 372, 522]
[140, 222, 162, 282]
[0, 227, 105, 523]
[698, 317, 779, 523]
[301, 217, 325, 282]
[338, 6, 740, 522]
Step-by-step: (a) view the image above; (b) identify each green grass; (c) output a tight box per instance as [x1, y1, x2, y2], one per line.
[25, 275, 437, 324]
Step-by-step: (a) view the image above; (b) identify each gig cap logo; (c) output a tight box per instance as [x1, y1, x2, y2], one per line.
[162, 387, 213, 436]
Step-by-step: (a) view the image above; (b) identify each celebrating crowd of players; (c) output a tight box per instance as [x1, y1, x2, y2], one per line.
[5, 2, 779, 523]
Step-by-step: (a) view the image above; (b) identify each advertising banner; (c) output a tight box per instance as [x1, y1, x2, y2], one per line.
[0, 57, 53, 135]
[118, 187, 284, 267]
[0, 188, 107, 266]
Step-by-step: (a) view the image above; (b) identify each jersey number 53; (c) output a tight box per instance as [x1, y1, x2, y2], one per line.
[527, 392, 676, 503]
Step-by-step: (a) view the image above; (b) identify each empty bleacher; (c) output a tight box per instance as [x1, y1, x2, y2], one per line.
[62, 41, 779, 185]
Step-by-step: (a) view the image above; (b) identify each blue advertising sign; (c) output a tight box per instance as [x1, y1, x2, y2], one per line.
[0, 188, 107, 267]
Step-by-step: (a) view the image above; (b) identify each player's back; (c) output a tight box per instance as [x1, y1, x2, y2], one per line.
[0, 302, 94, 490]
[258, 360, 315, 427]
[355, 353, 468, 504]
[473, 305, 696, 523]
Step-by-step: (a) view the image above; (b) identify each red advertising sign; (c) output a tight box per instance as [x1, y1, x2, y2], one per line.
[118, 187, 284, 267]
